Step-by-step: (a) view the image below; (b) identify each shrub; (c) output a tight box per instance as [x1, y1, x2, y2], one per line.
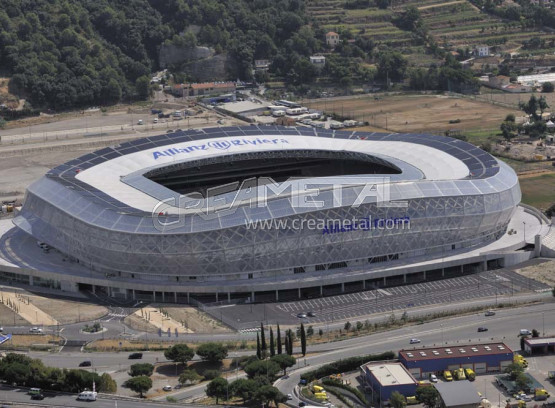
[203, 369, 221, 380]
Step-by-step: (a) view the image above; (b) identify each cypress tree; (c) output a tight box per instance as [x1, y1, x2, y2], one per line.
[300, 323, 306, 356]
[260, 322, 267, 351]
[270, 327, 275, 357]
[256, 333, 261, 359]
[277, 324, 282, 354]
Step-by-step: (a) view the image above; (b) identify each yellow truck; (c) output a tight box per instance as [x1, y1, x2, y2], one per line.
[464, 368, 476, 381]
[312, 385, 324, 393]
[453, 368, 466, 381]
[406, 396, 418, 405]
[514, 355, 528, 368]
[314, 392, 328, 401]
[444, 370, 453, 381]
[534, 388, 550, 401]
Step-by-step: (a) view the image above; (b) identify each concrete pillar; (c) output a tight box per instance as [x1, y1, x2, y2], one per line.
[29, 276, 34, 286]
[187, 292, 190, 304]
[423, 271, 427, 280]
[483, 260, 488, 272]
[216, 292, 219, 302]
[298, 288, 301, 299]
[228, 292, 231, 302]
[535, 234, 542, 257]
[403, 274, 407, 284]
[441, 268, 445, 277]
[92, 285, 96, 294]
[251, 292, 255, 302]
[363, 280, 366, 290]
[341, 282, 345, 292]
[275, 290, 279, 302]
[383, 277, 387, 286]
[162, 292, 165, 302]
[153, 291, 156, 302]
[320, 286, 323, 296]
[174, 292, 177, 303]
[132, 289, 136, 301]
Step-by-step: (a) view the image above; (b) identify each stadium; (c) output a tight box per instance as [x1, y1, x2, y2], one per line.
[0, 125, 542, 303]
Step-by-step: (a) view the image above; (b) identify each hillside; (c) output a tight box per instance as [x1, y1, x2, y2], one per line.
[0, 0, 315, 110]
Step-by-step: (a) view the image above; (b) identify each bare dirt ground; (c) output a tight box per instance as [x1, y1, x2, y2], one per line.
[0, 334, 61, 349]
[0, 303, 29, 325]
[0, 291, 57, 326]
[512, 258, 555, 287]
[307, 94, 519, 133]
[28, 295, 107, 324]
[124, 313, 159, 334]
[132, 307, 193, 334]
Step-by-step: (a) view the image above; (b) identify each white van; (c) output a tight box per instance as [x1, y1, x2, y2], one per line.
[520, 329, 532, 336]
[77, 391, 97, 401]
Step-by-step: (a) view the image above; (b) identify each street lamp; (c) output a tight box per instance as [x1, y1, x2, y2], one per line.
[523, 221, 526, 241]
[542, 313, 545, 336]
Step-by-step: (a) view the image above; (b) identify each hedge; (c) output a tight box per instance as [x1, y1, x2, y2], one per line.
[300, 351, 395, 382]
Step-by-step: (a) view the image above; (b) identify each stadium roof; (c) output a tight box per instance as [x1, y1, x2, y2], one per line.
[400, 342, 512, 361]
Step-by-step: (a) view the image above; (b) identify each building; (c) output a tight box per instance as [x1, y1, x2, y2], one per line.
[326, 31, 340, 47]
[474, 45, 490, 57]
[172, 82, 236, 98]
[361, 362, 418, 404]
[399, 343, 513, 379]
[275, 116, 296, 126]
[434, 381, 482, 408]
[254, 60, 271, 71]
[523, 336, 555, 355]
[488, 76, 510, 89]
[2, 126, 524, 302]
[310, 55, 326, 70]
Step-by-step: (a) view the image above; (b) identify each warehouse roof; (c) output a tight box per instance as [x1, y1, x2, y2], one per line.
[525, 337, 555, 346]
[435, 381, 481, 407]
[363, 362, 417, 386]
[399, 342, 512, 361]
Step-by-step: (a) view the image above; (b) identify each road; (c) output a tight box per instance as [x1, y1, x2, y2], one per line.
[0, 301, 553, 406]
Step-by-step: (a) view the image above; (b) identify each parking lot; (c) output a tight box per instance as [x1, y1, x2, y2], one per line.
[208, 270, 550, 330]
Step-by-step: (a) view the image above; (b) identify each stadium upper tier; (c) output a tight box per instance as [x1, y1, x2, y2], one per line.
[13, 125, 520, 288]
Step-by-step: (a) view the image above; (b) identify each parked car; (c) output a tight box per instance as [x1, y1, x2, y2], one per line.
[478, 327, 488, 332]
[287, 394, 293, 400]
[443, 370, 453, 381]
[485, 311, 496, 316]
[29, 327, 42, 333]
[79, 360, 92, 367]
[516, 394, 532, 402]
[30, 394, 44, 400]
[299, 402, 306, 407]
[307, 311, 316, 317]
[429, 374, 438, 383]
[297, 313, 307, 318]
[163, 385, 172, 391]
[410, 338, 421, 344]
[520, 329, 532, 336]
[128, 352, 143, 359]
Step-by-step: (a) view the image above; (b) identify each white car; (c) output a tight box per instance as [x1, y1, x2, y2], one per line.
[516, 394, 532, 402]
[29, 327, 43, 333]
[409, 338, 421, 344]
[162, 385, 172, 391]
[429, 374, 438, 383]
[287, 394, 293, 400]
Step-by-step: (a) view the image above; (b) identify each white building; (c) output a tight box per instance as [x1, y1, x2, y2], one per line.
[310, 55, 326, 70]
[474, 45, 490, 57]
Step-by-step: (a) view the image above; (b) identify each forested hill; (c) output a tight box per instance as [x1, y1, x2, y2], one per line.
[0, 0, 313, 110]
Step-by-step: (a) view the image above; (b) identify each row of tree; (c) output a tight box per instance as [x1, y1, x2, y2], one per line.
[0, 353, 116, 393]
[256, 323, 309, 359]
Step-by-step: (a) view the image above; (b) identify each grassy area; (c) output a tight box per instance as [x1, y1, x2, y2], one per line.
[519, 173, 555, 210]
[463, 129, 498, 145]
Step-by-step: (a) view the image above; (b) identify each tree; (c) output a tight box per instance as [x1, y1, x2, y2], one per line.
[164, 344, 195, 365]
[505, 362, 525, 380]
[300, 323, 307, 356]
[129, 363, 154, 377]
[254, 384, 285, 407]
[391, 391, 407, 408]
[416, 385, 439, 408]
[500, 120, 517, 140]
[0, 117, 6, 129]
[505, 113, 516, 122]
[539, 96, 549, 118]
[196, 343, 228, 363]
[270, 327, 275, 357]
[99, 373, 117, 393]
[515, 372, 532, 390]
[271, 354, 296, 376]
[231, 378, 258, 402]
[344, 321, 352, 331]
[135, 76, 151, 100]
[243, 359, 281, 382]
[532, 329, 540, 338]
[179, 369, 202, 385]
[256, 333, 261, 360]
[286, 330, 294, 355]
[519, 95, 540, 121]
[377, 51, 408, 82]
[307, 326, 314, 337]
[260, 323, 267, 351]
[207, 377, 229, 404]
[124, 375, 152, 398]
[543, 82, 554, 93]
[277, 324, 282, 354]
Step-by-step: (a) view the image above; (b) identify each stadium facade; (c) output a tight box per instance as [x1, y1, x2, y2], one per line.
[9, 126, 521, 302]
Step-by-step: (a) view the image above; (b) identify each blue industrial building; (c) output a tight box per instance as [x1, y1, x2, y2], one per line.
[399, 343, 513, 380]
[361, 362, 418, 404]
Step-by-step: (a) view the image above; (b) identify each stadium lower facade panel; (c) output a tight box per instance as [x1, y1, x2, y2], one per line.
[12, 125, 521, 298]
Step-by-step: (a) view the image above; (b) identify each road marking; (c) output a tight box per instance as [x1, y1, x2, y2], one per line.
[378, 289, 391, 296]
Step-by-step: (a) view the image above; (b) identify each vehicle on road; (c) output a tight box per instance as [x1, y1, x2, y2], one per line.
[79, 360, 92, 367]
[30, 394, 44, 400]
[443, 370, 453, 381]
[29, 327, 42, 333]
[299, 379, 307, 386]
[287, 394, 293, 400]
[0, 327, 3, 332]
[128, 352, 143, 359]
[485, 311, 496, 316]
[410, 338, 421, 344]
[297, 313, 307, 318]
[519, 329, 532, 336]
[137, 119, 143, 125]
[28, 388, 41, 396]
[478, 327, 488, 332]
[429, 374, 438, 383]
[77, 391, 97, 401]
[153, 118, 158, 123]
[307, 311, 316, 317]
[298, 402, 306, 407]
[163, 385, 172, 391]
